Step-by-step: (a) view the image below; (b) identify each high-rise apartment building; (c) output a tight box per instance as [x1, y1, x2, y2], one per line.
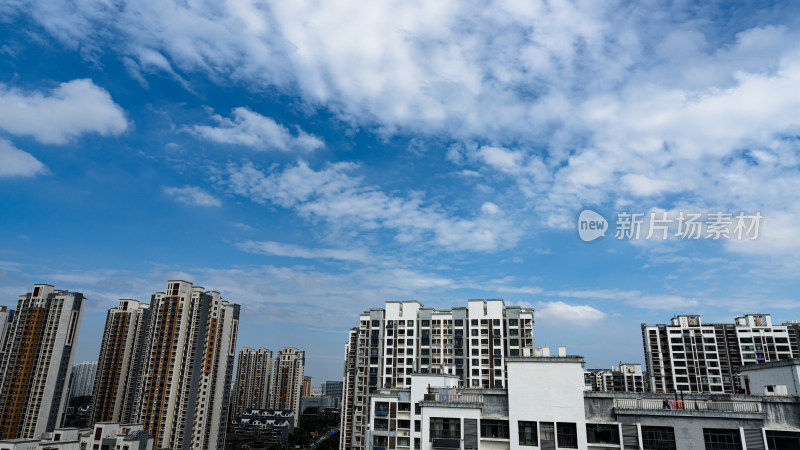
[642, 314, 794, 394]
[339, 299, 534, 450]
[302, 376, 313, 397]
[232, 348, 273, 416]
[69, 361, 97, 398]
[0, 306, 13, 368]
[269, 348, 305, 426]
[0, 284, 85, 439]
[132, 281, 240, 450]
[91, 299, 152, 424]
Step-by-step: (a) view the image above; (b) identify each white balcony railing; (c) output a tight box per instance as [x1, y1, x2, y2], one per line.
[613, 398, 761, 413]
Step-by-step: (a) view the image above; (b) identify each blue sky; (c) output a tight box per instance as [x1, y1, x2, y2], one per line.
[1, 0, 800, 382]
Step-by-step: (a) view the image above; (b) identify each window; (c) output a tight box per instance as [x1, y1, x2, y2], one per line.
[374, 418, 389, 431]
[642, 426, 676, 450]
[766, 430, 800, 450]
[557, 423, 578, 448]
[518, 421, 538, 446]
[480, 419, 509, 439]
[375, 402, 390, 416]
[430, 417, 460, 440]
[587, 424, 619, 445]
[703, 428, 742, 450]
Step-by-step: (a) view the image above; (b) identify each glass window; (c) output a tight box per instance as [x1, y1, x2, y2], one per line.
[587, 424, 619, 445]
[702, 428, 742, 450]
[557, 423, 578, 448]
[430, 417, 460, 441]
[642, 426, 676, 450]
[518, 421, 537, 446]
[480, 419, 509, 439]
[766, 430, 800, 450]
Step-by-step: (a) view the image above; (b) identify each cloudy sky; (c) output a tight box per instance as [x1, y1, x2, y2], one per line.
[1, 0, 800, 381]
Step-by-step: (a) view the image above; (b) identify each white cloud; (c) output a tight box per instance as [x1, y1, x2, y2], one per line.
[237, 240, 370, 263]
[189, 107, 324, 151]
[0, 139, 47, 177]
[164, 186, 221, 207]
[536, 301, 606, 325]
[222, 161, 521, 252]
[0, 79, 127, 144]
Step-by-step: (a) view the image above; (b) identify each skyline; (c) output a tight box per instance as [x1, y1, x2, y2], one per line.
[2, 1, 800, 383]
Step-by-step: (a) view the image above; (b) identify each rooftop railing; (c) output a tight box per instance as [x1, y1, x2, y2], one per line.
[613, 398, 761, 413]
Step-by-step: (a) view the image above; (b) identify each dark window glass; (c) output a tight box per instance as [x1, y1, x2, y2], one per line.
[430, 417, 460, 441]
[556, 423, 578, 449]
[587, 424, 619, 445]
[642, 426, 676, 450]
[702, 428, 742, 450]
[480, 419, 509, 439]
[518, 421, 537, 446]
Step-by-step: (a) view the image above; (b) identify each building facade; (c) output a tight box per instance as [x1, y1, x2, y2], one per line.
[0, 285, 85, 439]
[231, 348, 273, 417]
[340, 299, 534, 450]
[132, 280, 240, 450]
[366, 355, 800, 450]
[303, 376, 313, 397]
[68, 361, 97, 399]
[584, 363, 645, 393]
[643, 314, 795, 394]
[269, 348, 305, 426]
[90, 299, 152, 425]
[322, 380, 343, 400]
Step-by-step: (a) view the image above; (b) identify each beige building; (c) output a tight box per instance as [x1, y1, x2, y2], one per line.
[91, 300, 152, 425]
[0, 285, 85, 440]
[132, 281, 240, 450]
[231, 348, 273, 416]
[269, 348, 305, 426]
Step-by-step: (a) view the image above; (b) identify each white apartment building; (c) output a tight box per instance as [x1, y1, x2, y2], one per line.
[269, 348, 305, 426]
[643, 314, 794, 394]
[0, 285, 85, 440]
[340, 299, 534, 450]
[133, 280, 240, 450]
[366, 354, 587, 450]
[91, 299, 152, 425]
[232, 348, 273, 416]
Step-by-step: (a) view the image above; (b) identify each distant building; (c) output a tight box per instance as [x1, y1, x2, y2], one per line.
[91, 300, 151, 424]
[229, 409, 294, 447]
[584, 363, 645, 392]
[299, 396, 340, 415]
[643, 314, 795, 393]
[302, 376, 313, 397]
[0, 285, 85, 439]
[232, 348, 273, 417]
[0, 306, 13, 369]
[132, 281, 240, 450]
[68, 362, 97, 399]
[340, 299, 534, 450]
[269, 348, 305, 426]
[321, 381, 343, 400]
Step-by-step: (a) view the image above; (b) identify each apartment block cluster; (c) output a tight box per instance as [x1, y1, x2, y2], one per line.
[340, 300, 800, 450]
[0, 281, 241, 450]
[228, 346, 306, 446]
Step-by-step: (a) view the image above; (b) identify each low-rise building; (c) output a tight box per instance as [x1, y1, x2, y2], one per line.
[0, 423, 152, 450]
[366, 354, 800, 450]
